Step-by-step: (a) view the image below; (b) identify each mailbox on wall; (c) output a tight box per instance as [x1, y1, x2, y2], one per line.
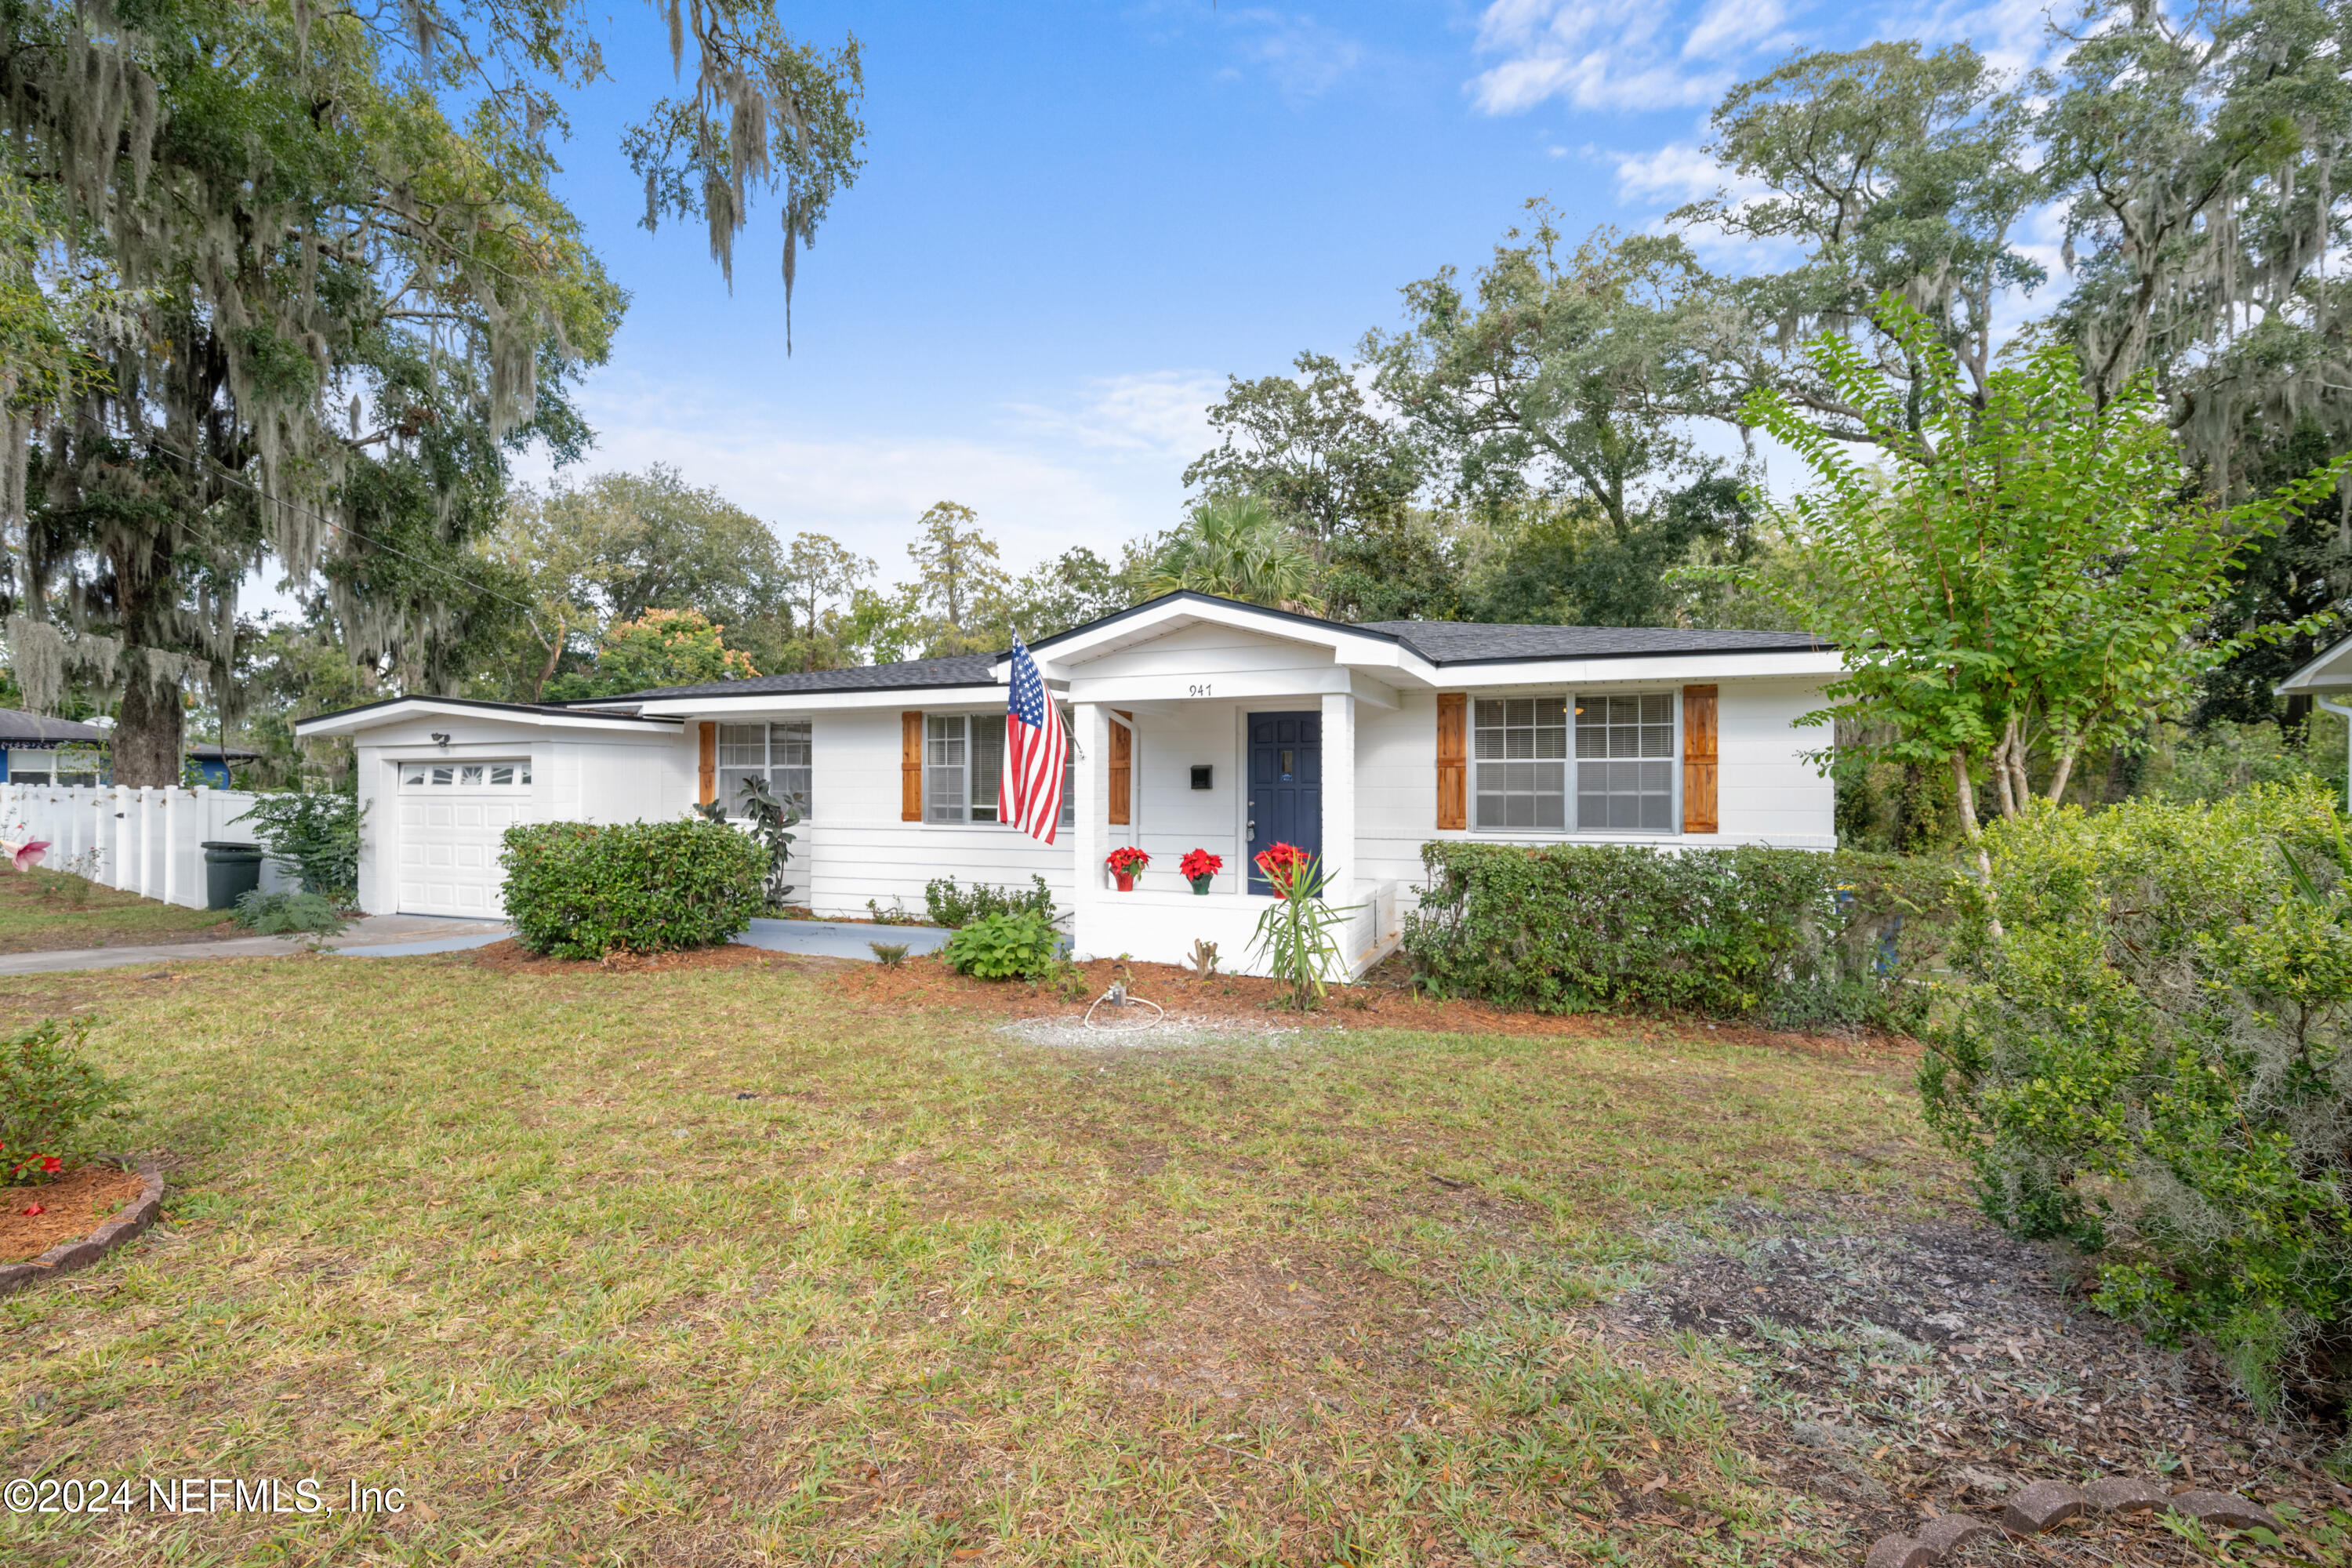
[1190, 764, 1213, 790]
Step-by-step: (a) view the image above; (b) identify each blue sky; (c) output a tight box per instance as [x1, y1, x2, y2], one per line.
[519, 0, 2051, 583]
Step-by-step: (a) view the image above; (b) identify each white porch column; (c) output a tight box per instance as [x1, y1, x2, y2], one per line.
[1070, 702, 1108, 956]
[1320, 690, 1356, 905]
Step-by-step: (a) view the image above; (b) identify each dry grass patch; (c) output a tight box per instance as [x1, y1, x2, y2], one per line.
[0, 953, 2006, 1565]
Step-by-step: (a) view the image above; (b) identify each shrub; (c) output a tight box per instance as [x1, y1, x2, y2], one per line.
[232, 889, 347, 935]
[231, 789, 365, 901]
[924, 873, 1055, 928]
[1403, 841, 1943, 1025]
[1919, 785, 2352, 1406]
[733, 776, 800, 908]
[942, 910, 1062, 980]
[500, 818, 764, 960]
[0, 1018, 131, 1183]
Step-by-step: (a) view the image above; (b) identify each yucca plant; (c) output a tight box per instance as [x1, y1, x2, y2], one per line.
[1247, 844, 1357, 1010]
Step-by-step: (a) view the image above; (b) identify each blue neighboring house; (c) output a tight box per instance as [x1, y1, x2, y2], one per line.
[0, 708, 257, 787]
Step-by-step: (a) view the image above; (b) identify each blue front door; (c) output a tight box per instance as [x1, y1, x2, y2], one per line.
[1247, 710, 1321, 894]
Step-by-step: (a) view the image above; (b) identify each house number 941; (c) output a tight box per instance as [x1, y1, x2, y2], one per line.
[1188, 683, 1212, 697]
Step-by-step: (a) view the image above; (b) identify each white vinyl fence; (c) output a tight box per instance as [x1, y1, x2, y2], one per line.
[0, 783, 294, 909]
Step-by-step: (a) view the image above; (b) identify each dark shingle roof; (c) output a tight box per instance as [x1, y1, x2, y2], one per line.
[588, 596, 1826, 703]
[586, 653, 999, 705]
[1355, 622, 1825, 664]
[0, 709, 107, 746]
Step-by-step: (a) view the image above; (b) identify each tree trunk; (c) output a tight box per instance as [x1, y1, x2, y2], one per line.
[1952, 748, 2002, 938]
[529, 612, 566, 702]
[2045, 742, 2078, 805]
[2285, 692, 2314, 739]
[1991, 729, 2019, 818]
[114, 669, 184, 789]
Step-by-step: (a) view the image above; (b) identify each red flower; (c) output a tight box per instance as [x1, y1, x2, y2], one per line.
[1253, 842, 1313, 898]
[20, 1203, 43, 1217]
[1105, 846, 1150, 874]
[1179, 848, 1222, 880]
[39, 1156, 60, 1173]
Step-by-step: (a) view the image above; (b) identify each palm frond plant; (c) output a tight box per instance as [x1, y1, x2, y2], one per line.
[1247, 844, 1358, 1010]
[1145, 495, 1320, 611]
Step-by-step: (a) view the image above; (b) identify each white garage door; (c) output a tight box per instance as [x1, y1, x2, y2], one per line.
[395, 759, 533, 917]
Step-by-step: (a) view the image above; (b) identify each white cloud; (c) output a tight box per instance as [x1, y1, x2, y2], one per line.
[1610, 141, 1737, 206]
[514, 372, 1210, 580]
[1468, 0, 1774, 114]
[1232, 9, 1364, 103]
[1004, 371, 1223, 460]
[1682, 0, 1793, 60]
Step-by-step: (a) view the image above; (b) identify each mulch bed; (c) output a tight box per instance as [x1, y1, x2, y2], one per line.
[0, 1164, 146, 1264]
[452, 940, 1911, 1056]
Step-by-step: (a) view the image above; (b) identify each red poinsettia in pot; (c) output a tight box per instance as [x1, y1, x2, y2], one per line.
[1105, 845, 1150, 891]
[1253, 841, 1317, 900]
[1180, 848, 1222, 895]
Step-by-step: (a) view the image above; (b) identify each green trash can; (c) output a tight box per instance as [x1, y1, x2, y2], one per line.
[201, 841, 263, 911]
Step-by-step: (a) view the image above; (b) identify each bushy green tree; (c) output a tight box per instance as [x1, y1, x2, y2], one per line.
[1744, 299, 2347, 845]
[1921, 786, 2352, 1405]
[546, 607, 756, 699]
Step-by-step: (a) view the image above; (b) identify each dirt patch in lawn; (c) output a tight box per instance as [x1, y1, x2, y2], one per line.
[1609, 1200, 2352, 1563]
[829, 951, 1913, 1060]
[445, 940, 1907, 1057]
[0, 1164, 144, 1262]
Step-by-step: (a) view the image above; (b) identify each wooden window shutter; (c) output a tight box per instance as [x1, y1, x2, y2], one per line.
[1435, 693, 1467, 830]
[1107, 712, 1133, 826]
[1682, 685, 1719, 834]
[901, 712, 924, 822]
[697, 722, 717, 806]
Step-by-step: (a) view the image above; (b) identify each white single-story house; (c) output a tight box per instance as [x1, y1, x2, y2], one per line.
[295, 592, 1839, 974]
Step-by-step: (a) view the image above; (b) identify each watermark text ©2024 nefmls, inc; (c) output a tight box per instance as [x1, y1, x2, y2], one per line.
[6, 1475, 407, 1516]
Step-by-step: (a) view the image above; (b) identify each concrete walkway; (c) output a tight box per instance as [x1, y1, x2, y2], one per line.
[733, 918, 953, 961]
[0, 914, 511, 976]
[0, 914, 950, 976]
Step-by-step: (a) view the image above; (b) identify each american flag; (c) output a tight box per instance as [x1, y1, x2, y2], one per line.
[1001, 635, 1068, 843]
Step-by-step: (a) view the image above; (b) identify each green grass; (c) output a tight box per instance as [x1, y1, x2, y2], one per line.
[0, 954, 1952, 1566]
[0, 868, 234, 953]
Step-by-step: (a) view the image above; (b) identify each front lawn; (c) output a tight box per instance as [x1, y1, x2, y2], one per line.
[0, 954, 2331, 1565]
[0, 868, 234, 953]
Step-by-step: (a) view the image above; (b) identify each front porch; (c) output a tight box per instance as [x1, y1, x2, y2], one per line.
[1059, 687, 1404, 980]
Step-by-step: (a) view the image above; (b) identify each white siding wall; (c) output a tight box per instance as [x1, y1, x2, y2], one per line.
[1119, 703, 1240, 892]
[1355, 677, 1835, 893]
[800, 707, 1075, 920]
[1072, 619, 1337, 685]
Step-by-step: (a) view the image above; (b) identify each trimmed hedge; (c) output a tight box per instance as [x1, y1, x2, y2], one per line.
[500, 818, 765, 960]
[1403, 841, 1949, 1025]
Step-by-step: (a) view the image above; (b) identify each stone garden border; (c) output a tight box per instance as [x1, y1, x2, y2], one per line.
[0, 1156, 164, 1298]
[1864, 1475, 2281, 1566]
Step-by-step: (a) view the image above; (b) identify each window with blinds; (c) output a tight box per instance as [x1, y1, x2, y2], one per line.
[1575, 694, 1675, 829]
[716, 720, 813, 818]
[925, 712, 1076, 826]
[1472, 692, 1675, 832]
